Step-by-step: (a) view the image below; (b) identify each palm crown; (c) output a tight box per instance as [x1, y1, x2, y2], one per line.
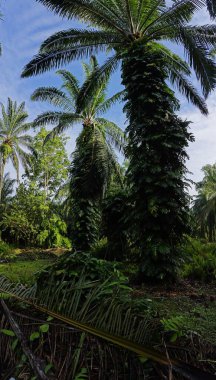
[22, 0, 216, 114]
[31, 56, 125, 152]
[0, 99, 33, 199]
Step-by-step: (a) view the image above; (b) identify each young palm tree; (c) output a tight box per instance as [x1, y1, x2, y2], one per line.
[0, 98, 33, 201]
[22, 0, 216, 278]
[31, 57, 125, 250]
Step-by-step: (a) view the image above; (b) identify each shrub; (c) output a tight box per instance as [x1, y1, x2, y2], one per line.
[181, 237, 216, 282]
[37, 252, 131, 303]
[36, 251, 129, 296]
[0, 241, 14, 261]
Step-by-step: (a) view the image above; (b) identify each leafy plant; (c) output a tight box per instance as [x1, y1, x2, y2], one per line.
[74, 368, 88, 380]
[1, 184, 70, 248]
[102, 186, 131, 261]
[161, 316, 186, 343]
[0, 241, 14, 260]
[182, 237, 216, 281]
[36, 251, 129, 297]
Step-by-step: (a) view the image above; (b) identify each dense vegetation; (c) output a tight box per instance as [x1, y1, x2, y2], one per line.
[1, 0, 216, 379]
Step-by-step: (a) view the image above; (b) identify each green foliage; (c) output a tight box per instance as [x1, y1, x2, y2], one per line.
[0, 328, 16, 337]
[123, 44, 193, 281]
[26, 127, 70, 198]
[161, 316, 186, 342]
[102, 186, 131, 261]
[1, 184, 70, 248]
[0, 98, 33, 201]
[71, 198, 101, 252]
[193, 163, 216, 242]
[182, 237, 216, 281]
[74, 368, 88, 380]
[0, 241, 12, 259]
[37, 251, 128, 289]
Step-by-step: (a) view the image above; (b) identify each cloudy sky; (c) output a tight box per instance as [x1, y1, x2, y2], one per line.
[0, 0, 216, 194]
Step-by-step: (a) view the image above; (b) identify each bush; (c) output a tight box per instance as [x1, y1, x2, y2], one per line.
[39, 252, 127, 286]
[182, 237, 216, 282]
[37, 252, 131, 302]
[0, 241, 14, 261]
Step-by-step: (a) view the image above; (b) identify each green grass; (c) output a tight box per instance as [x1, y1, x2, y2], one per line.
[0, 260, 52, 285]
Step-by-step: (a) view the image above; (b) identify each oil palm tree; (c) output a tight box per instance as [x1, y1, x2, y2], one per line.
[193, 164, 216, 242]
[0, 98, 33, 201]
[0, 173, 15, 240]
[22, 0, 216, 279]
[0, 173, 15, 206]
[31, 57, 125, 250]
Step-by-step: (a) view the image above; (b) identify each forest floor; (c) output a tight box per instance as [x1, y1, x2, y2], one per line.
[133, 281, 216, 345]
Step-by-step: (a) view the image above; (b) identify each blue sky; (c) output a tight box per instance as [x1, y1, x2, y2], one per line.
[0, 0, 216, 194]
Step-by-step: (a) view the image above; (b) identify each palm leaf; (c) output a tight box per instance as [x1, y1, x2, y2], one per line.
[96, 90, 125, 115]
[31, 87, 72, 110]
[0, 275, 215, 380]
[76, 53, 121, 113]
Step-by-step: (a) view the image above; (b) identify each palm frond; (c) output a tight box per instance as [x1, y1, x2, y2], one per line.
[32, 111, 64, 128]
[36, 0, 129, 36]
[175, 26, 216, 97]
[76, 53, 121, 113]
[31, 87, 72, 110]
[96, 90, 125, 115]
[44, 113, 82, 143]
[39, 29, 120, 53]
[22, 44, 113, 78]
[96, 118, 126, 151]
[169, 70, 208, 115]
[0, 274, 215, 379]
[57, 69, 80, 98]
[184, 24, 216, 49]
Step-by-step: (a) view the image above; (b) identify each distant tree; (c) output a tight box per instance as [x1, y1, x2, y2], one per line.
[31, 57, 125, 251]
[193, 164, 216, 242]
[26, 127, 70, 198]
[1, 183, 70, 248]
[0, 98, 33, 200]
[0, 173, 15, 240]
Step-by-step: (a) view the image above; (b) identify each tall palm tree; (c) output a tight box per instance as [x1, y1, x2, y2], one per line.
[22, 0, 216, 278]
[0, 98, 33, 201]
[31, 57, 125, 250]
[0, 173, 15, 240]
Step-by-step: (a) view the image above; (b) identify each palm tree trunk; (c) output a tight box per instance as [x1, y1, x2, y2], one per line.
[70, 125, 102, 251]
[0, 159, 5, 202]
[122, 43, 193, 281]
